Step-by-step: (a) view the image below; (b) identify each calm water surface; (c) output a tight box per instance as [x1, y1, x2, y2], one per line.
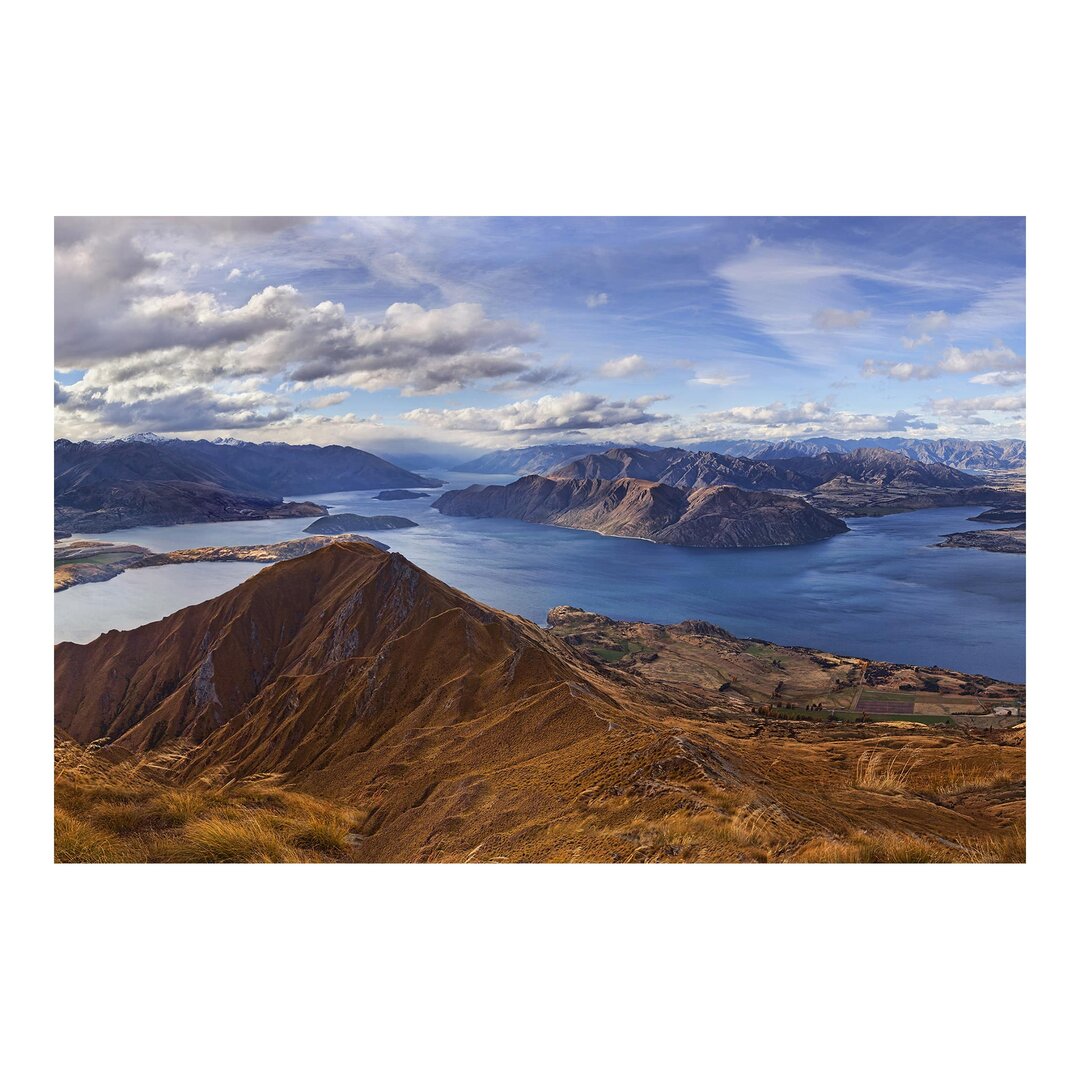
[55, 473, 1026, 682]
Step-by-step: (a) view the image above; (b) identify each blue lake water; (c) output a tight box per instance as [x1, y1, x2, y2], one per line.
[54, 473, 1026, 682]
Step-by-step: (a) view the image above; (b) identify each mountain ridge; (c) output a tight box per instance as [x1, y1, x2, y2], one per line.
[54, 541, 1025, 862]
[54, 435, 442, 532]
[432, 474, 849, 547]
[455, 437, 1026, 475]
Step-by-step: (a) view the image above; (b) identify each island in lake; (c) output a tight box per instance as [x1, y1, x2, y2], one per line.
[304, 513, 418, 535]
[374, 489, 430, 501]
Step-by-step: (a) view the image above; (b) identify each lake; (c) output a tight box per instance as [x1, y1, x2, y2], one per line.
[55, 474, 1026, 682]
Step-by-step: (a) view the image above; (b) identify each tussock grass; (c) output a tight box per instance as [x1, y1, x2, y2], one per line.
[918, 764, 1021, 798]
[854, 750, 918, 793]
[55, 738, 362, 864]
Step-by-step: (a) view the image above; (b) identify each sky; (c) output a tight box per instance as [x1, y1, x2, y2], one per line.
[54, 216, 1026, 459]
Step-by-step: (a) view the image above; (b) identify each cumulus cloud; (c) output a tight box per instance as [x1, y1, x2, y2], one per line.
[902, 334, 932, 349]
[53, 219, 569, 440]
[713, 400, 834, 426]
[585, 292, 609, 308]
[698, 400, 936, 436]
[401, 392, 670, 434]
[54, 380, 297, 433]
[929, 393, 1026, 416]
[812, 308, 870, 330]
[278, 300, 541, 394]
[969, 370, 1026, 387]
[599, 354, 648, 378]
[938, 344, 1025, 374]
[862, 343, 1025, 384]
[861, 359, 937, 381]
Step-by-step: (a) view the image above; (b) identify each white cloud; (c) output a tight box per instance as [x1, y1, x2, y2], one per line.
[689, 371, 746, 388]
[599, 354, 648, 378]
[401, 392, 669, 434]
[812, 308, 870, 330]
[585, 292, 609, 308]
[54, 380, 297, 433]
[307, 391, 351, 409]
[969, 370, 1026, 387]
[707, 400, 834, 427]
[902, 334, 932, 349]
[939, 344, 1025, 375]
[694, 399, 936, 438]
[929, 393, 1026, 416]
[862, 343, 1025, 384]
[861, 359, 936, 381]
[907, 310, 951, 335]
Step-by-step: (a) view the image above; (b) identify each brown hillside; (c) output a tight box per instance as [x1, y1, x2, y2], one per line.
[432, 475, 848, 547]
[55, 541, 1024, 862]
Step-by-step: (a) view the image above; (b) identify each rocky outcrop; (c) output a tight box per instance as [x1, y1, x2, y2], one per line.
[433, 475, 848, 548]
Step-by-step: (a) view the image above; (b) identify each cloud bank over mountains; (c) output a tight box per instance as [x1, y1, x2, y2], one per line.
[54, 217, 1025, 451]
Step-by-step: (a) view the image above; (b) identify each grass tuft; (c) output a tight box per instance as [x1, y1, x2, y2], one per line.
[54, 736, 362, 864]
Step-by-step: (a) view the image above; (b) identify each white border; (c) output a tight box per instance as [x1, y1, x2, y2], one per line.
[7, 2, 1072, 1076]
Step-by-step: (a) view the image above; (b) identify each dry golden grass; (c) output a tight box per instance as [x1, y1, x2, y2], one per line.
[54, 739, 362, 864]
[55, 736, 1024, 864]
[854, 750, 919, 793]
[853, 747, 1024, 801]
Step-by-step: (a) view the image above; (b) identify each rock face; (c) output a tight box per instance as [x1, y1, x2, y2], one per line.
[374, 490, 430, 501]
[303, 513, 418, 535]
[432, 475, 848, 548]
[54, 435, 441, 532]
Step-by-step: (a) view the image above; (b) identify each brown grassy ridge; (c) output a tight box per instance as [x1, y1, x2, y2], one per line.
[55, 733, 1025, 864]
[55, 738, 363, 864]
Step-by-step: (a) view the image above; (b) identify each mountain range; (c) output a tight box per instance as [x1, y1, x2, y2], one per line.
[432, 475, 848, 547]
[548, 445, 980, 491]
[455, 437, 1026, 475]
[454, 442, 661, 475]
[54, 434, 441, 532]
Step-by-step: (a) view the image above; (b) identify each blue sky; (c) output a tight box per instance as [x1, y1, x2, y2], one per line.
[54, 216, 1025, 456]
